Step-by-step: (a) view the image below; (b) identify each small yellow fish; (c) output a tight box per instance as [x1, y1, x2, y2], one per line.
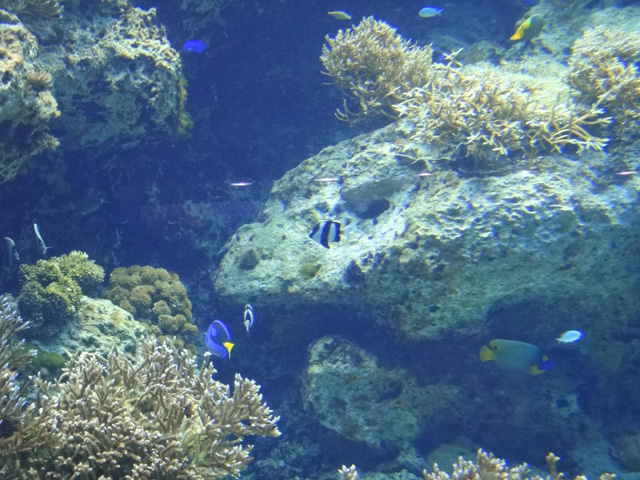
[510, 14, 544, 42]
[328, 11, 352, 20]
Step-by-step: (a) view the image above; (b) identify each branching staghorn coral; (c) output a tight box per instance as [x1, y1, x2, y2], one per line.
[338, 450, 615, 480]
[25, 337, 280, 479]
[0, 296, 53, 477]
[321, 16, 433, 122]
[568, 26, 640, 141]
[321, 18, 611, 168]
[394, 59, 610, 166]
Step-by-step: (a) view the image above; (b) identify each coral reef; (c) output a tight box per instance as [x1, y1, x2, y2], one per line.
[0, 334, 281, 478]
[0, 9, 59, 183]
[17, 251, 104, 337]
[45, 250, 105, 296]
[0, 0, 62, 18]
[0, 296, 52, 477]
[27, 297, 152, 374]
[102, 265, 198, 345]
[36, 0, 186, 152]
[321, 17, 433, 122]
[568, 26, 640, 142]
[339, 450, 615, 480]
[25, 338, 280, 479]
[394, 58, 609, 166]
[322, 18, 634, 166]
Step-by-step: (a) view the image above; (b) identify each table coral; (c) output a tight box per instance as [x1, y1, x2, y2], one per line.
[0, 9, 59, 183]
[102, 265, 198, 345]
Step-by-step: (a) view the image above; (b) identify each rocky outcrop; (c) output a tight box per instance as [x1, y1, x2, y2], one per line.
[213, 122, 640, 341]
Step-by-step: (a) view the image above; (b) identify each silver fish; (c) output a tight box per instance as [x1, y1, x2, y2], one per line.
[243, 304, 255, 333]
[33, 223, 52, 256]
[4, 237, 19, 267]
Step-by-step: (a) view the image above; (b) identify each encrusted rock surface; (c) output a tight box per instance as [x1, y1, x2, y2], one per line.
[0, 9, 59, 182]
[37, 1, 184, 151]
[213, 122, 640, 340]
[33, 296, 151, 359]
[304, 336, 459, 449]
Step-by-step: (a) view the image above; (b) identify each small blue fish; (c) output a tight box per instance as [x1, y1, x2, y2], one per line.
[182, 39, 206, 53]
[557, 330, 583, 344]
[205, 320, 234, 359]
[419, 7, 443, 17]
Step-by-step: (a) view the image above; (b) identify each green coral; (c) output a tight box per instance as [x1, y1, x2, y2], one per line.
[47, 250, 106, 296]
[17, 252, 104, 337]
[102, 265, 197, 345]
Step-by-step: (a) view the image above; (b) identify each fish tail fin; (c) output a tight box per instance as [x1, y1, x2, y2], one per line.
[479, 345, 494, 362]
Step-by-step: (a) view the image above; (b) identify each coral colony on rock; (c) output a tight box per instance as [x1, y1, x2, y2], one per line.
[1, 0, 640, 479]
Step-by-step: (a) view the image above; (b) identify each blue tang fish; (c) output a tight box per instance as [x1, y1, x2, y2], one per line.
[205, 320, 234, 359]
[182, 39, 206, 53]
[480, 339, 553, 375]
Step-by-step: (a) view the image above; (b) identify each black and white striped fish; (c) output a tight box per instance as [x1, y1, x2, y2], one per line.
[309, 221, 341, 249]
[243, 304, 255, 333]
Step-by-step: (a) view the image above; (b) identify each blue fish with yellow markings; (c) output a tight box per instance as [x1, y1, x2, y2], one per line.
[182, 39, 206, 53]
[205, 320, 234, 359]
[510, 14, 544, 42]
[480, 339, 553, 375]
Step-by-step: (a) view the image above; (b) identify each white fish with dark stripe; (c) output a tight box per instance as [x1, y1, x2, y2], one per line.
[309, 221, 341, 249]
[243, 304, 255, 333]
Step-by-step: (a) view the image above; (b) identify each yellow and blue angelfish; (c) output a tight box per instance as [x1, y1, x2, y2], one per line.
[480, 339, 553, 375]
[509, 14, 544, 42]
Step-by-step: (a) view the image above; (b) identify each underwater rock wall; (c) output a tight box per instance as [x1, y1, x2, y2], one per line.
[0, 10, 59, 183]
[37, 0, 185, 152]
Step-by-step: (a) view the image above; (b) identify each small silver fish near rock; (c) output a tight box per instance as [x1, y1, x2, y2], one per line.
[419, 6, 443, 17]
[4, 237, 19, 267]
[556, 330, 583, 344]
[243, 304, 255, 333]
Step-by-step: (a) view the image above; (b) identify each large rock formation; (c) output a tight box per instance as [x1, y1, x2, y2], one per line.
[213, 122, 640, 342]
